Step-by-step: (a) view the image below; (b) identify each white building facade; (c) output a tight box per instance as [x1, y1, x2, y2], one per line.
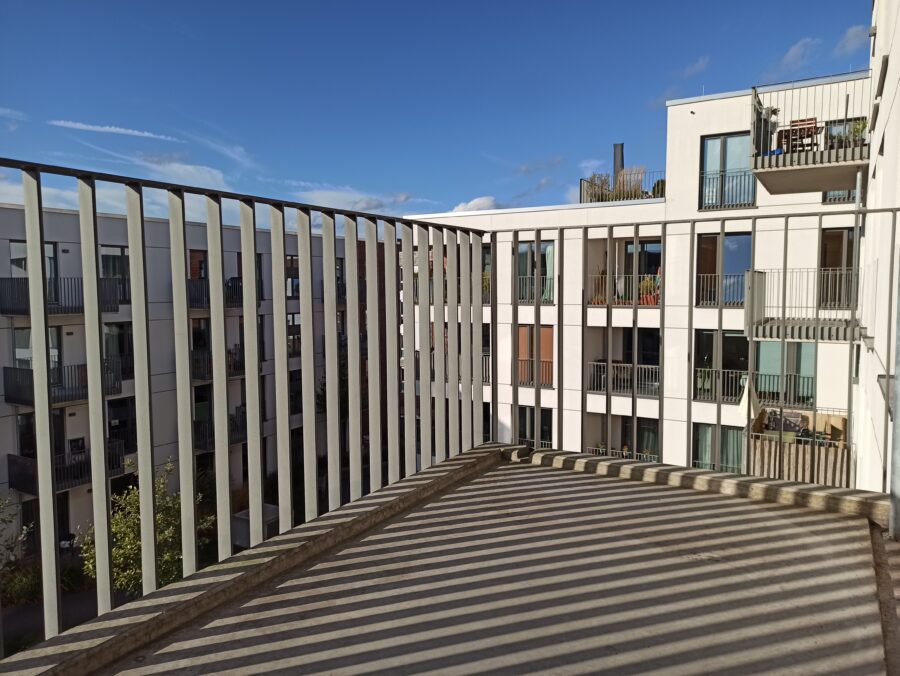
[418, 0, 900, 494]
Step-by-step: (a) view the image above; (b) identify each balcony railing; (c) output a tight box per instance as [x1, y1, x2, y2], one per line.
[635, 365, 660, 398]
[748, 267, 856, 322]
[754, 373, 815, 408]
[0, 277, 120, 315]
[748, 432, 850, 488]
[3, 358, 123, 406]
[587, 361, 606, 393]
[193, 419, 215, 453]
[517, 275, 554, 304]
[588, 274, 661, 306]
[482, 354, 491, 383]
[227, 344, 245, 376]
[517, 437, 553, 450]
[606, 447, 659, 462]
[7, 439, 126, 496]
[188, 277, 256, 310]
[693, 368, 747, 403]
[579, 169, 665, 203]
[610, 363, 632, 395]
[751, 73, 871, 172]
[700, 170, 756, 210]
[191, 349, 213, 381]
[695, 273, 745, 307]
[517, 358, 553, 388]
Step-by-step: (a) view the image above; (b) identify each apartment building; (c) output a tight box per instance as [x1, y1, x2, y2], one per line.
[417, 0, 900, 494]
[0, 207, 359, 553]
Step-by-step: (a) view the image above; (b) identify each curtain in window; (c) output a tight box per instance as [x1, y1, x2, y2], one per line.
[637, 419, 659, 458]
[693, 424, 713, 469]
[542, 242, 554, 302]
[720, 426, 744, 472]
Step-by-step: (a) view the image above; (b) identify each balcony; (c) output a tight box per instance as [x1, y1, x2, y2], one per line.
[191, 349, 213, 381]
[750, 72, 871, 194]
[699, 170, 755, 210]
[586, 273, 660, 306]
[0, 277, 120, 315]
[695, 273, 745, 307]
[516, 275, 553, 304]
[3, 358, 123, 406]
[7, 439, 126, 496]
[516, 437, 553, 450]
[188, 277, 255, 310]
[693, 368, 747, 404]
[193, 419, 215, 453]
[517, 358, 552, 388]
[754, 373, 815, 408]
[745, 268, 858, 341]
[579, 169, 665, 204]
[482, 354, 491, 383]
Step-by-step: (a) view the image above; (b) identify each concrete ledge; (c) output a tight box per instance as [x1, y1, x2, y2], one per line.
[513, 449, 890, 527]
[0, 446, 506, 676]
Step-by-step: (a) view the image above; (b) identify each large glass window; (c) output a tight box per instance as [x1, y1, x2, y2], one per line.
[700, 133, 755, 209]
[692, 423, 714, 469]
[286, 255, 299, 298]
[100, 245, 130, 303]
[10, 241, 56, 279]
[14, 326, 61, 370]
[104, 322, 135, 379]
[287, 313, 301, 357]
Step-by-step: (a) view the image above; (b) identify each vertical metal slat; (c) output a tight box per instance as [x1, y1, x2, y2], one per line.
[416, 225, 432, 469]
[401, 223, 416, 475]
[383, 220, 401, 483]
[472, 233, 484, 445]
[460, 232, 473, 450]
[433, 228, 446, 463]
[322, 212, 341, 508]
[297, 209, 318, 519]
[345, 216, 363, 499]
[363, 217, 383, 490]
[270, 204, 292, 531]
[446, 230, 460, 456]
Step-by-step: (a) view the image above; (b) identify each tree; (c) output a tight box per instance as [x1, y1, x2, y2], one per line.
[79, 462, 214, 597]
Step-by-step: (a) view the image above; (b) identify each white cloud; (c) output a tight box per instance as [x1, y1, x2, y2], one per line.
[188, 135, 257, 170]
[564, 185, 581, 204]
[681, 56, 710, 78]
[0, 107, 26, 121]
[290, 180, 428, 215]
[835, 25, 869, 57]
[48, 119, 182, 142]
[771, 37, 821, 76]
[452, 196, 501, 212]
[579, 159, 604, 176]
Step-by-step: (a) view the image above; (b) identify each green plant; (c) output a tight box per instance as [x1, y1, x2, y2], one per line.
[639, 276, 657, 296]
[482, 271, 490, 292]
[79, 462, 214, 597]
[850, 119, 867, 144]
[0, 563, 42, 606]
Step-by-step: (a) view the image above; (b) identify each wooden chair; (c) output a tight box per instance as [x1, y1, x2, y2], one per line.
[778, 118, 821, 152]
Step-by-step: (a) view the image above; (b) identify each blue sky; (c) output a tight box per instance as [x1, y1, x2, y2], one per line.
[0, 1, 872, 217]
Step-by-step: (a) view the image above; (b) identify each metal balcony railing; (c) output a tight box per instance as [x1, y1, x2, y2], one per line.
[609, 363, 632, 395]
[695, 273, 745, 307]
[754, 373, 815, 408]
[587, 361, 606, 393]
[579, 169, 665, 203]
[482, 354, 491, 383]
[748, 267, 857, 322]
[3, 358, 122, 406]
[606, 448, 659, 462]
[193, 419, 215, 453]
[517, 275, 554, 304]
[191, 349, 213, 381]
[635, 365, 660, 398]
[188, 277, 256, 310]
[7, 439, 126, 496]
[609, 274, 661, 306]
[586, 274, 607, 306]
[699, 170, 756, 210]
[751, 72, 871, 171]
[517, 437, 553, 450]
[0, 276, 120, 315]
[693, 368, 747, 403]
[517, 358, 553, 388]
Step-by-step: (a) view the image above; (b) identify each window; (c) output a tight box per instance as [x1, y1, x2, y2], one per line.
[189, 250, 207, 279]
[516, 241, 555, 303]
[517, 325, 553, 387]
[287, 313, 301, 357]
[700, 133, 755, 209]
[517, 406, 551, 448]
[104, 322, 135, 379]
[10, 241, 56, 279]
[14, 326, 62, 374]
[108, 397, 137, 453]
[285, 255, 299, 298]
[100, 245, 130, 303]
[695, 232, 751, 306]
[692, 423, 714, 470]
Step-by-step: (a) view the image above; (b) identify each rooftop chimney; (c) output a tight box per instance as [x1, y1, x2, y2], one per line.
[613, 143, 624, 186]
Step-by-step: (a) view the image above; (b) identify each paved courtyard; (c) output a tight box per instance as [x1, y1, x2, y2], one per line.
[107, 462, 887, 675]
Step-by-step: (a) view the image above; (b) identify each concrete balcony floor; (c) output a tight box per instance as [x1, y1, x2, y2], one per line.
[103, 461, 886, 674]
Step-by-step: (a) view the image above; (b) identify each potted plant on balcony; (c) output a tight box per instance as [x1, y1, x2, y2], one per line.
[849, 119, 867, 148]
[639, 275, 658, 305]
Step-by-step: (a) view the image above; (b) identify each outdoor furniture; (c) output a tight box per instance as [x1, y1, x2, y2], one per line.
[776, 118, 822, 153]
